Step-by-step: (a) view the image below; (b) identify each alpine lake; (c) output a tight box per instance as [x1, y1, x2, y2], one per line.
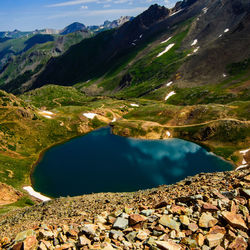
[32, 127, 233, 198]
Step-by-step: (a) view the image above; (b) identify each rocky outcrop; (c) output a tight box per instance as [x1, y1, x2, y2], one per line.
[0, 183, 22, 206]
[0, 169, 249, 249]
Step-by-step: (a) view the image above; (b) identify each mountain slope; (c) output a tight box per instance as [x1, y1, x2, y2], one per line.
[2, 0, 249, 97]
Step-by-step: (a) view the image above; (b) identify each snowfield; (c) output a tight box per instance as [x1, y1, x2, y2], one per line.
[23, 186, 51, 202]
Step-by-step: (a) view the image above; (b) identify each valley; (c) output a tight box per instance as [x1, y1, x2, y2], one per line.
[0, 0, 249, 248]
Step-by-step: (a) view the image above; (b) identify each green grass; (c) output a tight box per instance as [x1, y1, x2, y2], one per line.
[0, 196, 35, 215]
[20, 85, 92, 108]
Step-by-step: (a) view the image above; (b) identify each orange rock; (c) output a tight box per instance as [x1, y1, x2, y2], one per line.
[170, 205, 187, 214]
[202, 203, 219, 212]
[129, 214, 147, 226]
[23, 235, 37, 250]
[188, 223, 198, 232]
[195, 233, 204, 247]
[221, 212, 248, 230]
[228, 236, 248, 250]
[209, 226, 226, 235]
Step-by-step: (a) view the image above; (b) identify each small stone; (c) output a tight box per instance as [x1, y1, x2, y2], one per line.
[179, 215, 190, 226]
[15, 230, 35, 242]
[125, 231, 137, 242]
[129, 214, 147, 226]
[113, 217, 128, 230]
[221, 211, 248, 230]
[209, 225, 226, 235]
[136, 230, 148, 241]
[188, 223, 198, 232]
[202, 203, 219, 212]
[228, 236, 248, 249]
[96, 215, 107, 224]
[23, 235, 37, 250]
[155, 200, 168, 209]
[79, 235, 91, 246]
[81, 224, 98, 236]
[214, 246, 225, 250]
[140, 209, 154, 217]
[1, 237, 10, 246]
[196, 233, 205, 247]
[102, 243, 115, 250]
[159, 215, 180, 231]
[240, 189, 250, 198]
[155, 240, 182, 250]
[55, 243, 74, 249]
[181, 237, 197, 248]
[38, 242, 47, 250]
[206, 233, 224, 248]
[38, 229, 54, 240]
[199, 212, 218, 228]
[170, 205, 187, 215]
[12, 242, 23, 250]
[110, 230, 124, 240]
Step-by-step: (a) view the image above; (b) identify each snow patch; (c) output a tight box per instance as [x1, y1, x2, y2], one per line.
[39, 110, 55, 119]
[42, 111, 54, 115]
[170, 9, 183, 16]
[166, 81, 173, 87]
[161, 36, 172, 44]
[23, 186, 51, 202]
[202, 7, 208, 14]
[224, 28, 229, 33]
[83, 113, 97, 119]
[165, 91, 176, 101]
[193, 46, 200, 53]
[157, 43, 175, 57]
[240, 149, 250, 155]
[130, 103, 139, 107]
[44, 115, 52, 119]
[191, 39, 198, 46]
[236, 148, 250, 170]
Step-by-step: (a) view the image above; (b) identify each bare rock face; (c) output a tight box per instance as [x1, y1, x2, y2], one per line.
[0, 183, 22, 206]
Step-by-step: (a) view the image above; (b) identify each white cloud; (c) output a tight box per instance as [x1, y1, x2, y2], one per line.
[47, 7, 146, 19]
[47, 0, 98, 7]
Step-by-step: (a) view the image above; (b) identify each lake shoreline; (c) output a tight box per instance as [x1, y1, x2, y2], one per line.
[30, 127, 234, 199]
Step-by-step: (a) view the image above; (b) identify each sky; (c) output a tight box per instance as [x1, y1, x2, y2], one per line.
[0, 0, 177, 31]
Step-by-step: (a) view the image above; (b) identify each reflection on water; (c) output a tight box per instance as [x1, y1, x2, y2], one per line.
[33, 127, 232, 198]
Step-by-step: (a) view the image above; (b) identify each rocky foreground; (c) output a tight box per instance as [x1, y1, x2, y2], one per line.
[0, 169, 249, 249]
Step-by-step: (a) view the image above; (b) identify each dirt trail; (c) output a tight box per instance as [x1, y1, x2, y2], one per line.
[123, 118, 250, 129]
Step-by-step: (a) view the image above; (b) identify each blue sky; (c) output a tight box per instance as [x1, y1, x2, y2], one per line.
[0, 0, 177, 31]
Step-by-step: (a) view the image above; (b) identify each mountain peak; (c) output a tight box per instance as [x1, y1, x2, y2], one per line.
[60, 22, 86, 35]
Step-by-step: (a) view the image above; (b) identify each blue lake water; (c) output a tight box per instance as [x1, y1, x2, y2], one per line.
[32, 127, 233, 197]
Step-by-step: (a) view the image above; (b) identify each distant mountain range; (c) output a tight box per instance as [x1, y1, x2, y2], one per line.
[0, 16, 133, 39]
